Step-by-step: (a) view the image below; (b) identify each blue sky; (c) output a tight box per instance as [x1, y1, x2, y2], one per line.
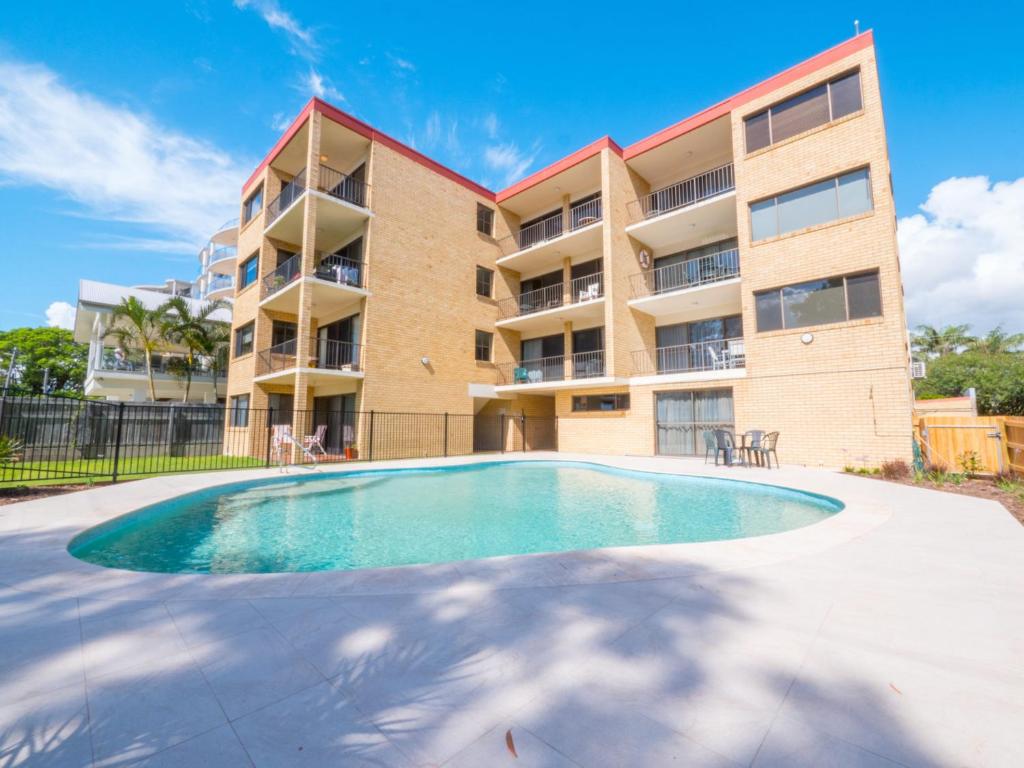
[1, 1, 1022, 332]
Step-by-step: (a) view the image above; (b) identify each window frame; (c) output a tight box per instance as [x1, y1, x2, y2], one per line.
[233, 322, 255, 357]
[744, 69, 863, 153]
[474, 330, 493, 362]
[572, 393, 630, 412]
[754, 270, 882, 332]
[475, 266, 494, 298]
[242, 184, 264, 224]
[238, 253, 259, 290]
[476, 203, 495, 236]
[229, 394, 250, 427]
[749, 167, 873, 241]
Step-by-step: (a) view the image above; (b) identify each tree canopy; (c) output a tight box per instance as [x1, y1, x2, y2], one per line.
[0, 327, 89, 394]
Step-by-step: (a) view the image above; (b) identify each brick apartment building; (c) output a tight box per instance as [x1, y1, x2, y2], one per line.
[224, 31, 913, 467]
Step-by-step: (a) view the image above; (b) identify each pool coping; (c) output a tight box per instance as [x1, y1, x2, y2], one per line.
[0, 452, 892, 601]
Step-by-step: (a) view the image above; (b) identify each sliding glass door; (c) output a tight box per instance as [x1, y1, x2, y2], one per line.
[655, 389, 734, 456]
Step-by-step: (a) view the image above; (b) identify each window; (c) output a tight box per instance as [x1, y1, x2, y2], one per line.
[475, 266, 493, 297]
[745, 71, 862, 152]
[242, 184, 264, 224]
[474, 330, 493, 362]
[271, 321, 297, 348]
[234, 322, 254, 357]
[755, 270, 882, 331]
[750, 168, 872, 240]
[476, 203, 494, 236]
[229, 394, 250, 427]
[572, 393, 630, 412]
[239, 253, 259, 289]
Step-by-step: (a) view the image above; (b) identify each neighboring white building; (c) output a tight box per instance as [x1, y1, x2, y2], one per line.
[73, 280, 232, 402]
[194, 218, 239, 302]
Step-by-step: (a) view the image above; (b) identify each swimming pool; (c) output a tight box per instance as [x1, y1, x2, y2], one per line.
[68, 461, 844, 574]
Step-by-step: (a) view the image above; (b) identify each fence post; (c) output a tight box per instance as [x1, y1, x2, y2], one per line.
[499, 415, 505, 454]
[522, 414, 528, 452]
[111, 402, 125, 484]
[444, 412, 449, 457]
[368, 410, 375, 462]
[265, 406, 273, 468]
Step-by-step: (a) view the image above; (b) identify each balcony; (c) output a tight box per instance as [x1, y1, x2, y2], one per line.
[254, 337, 364, 388]
[259, 253, 367, 317]
[211, 217, 239, 245]
[630, 338, 746, 384]
[206, 245, 237, 275]
[628, 248, 741, 322]
[495, 350, 614, 394]
[497, 198, 603, 273]
[204, 274, 235, 300]
[626, 164, 736, 252]
[496, 273, 605, 334]
[264, 165, 371, 245]
[92, 348, 217, 380]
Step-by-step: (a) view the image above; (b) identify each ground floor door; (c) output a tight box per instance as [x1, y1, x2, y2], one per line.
[313, 394, 356, 455]
[655, 389, 734, 456]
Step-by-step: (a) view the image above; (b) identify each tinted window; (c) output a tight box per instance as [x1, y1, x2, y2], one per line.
[242, 185, 263, 224]
[755, 291, 784, 332]
[239, 254, 259, 288]
[476, 204, 494, 236]
[230, 395, 250, 427]
[829, 71, 862, 118]
[572, 394, 629, 412]
[234, 322, 254, 356]
[782, 277, 846, 328]
[846, 271, 882, 319]
[837, 168, 872, 218]
[744, 110, 771, 153]
[750, 169, 873, 240]
[749, 198, 778, 241]
[770, 84, 829, 143]
[474, 330, 492, 362]
[475, 266, 493, 297]
[776, 178, 838, 235]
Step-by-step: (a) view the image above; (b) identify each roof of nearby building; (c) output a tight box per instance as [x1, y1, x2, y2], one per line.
[73, 279, 232, 343]
[244, 31, 875, 205]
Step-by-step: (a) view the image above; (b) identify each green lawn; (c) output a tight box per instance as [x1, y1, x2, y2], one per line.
[0, 454, 265, 488]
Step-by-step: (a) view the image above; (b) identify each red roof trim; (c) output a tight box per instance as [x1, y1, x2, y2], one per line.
[494, 136, 622, 204]
[242, 33, 873, 202]
[623, 31, 874, 160]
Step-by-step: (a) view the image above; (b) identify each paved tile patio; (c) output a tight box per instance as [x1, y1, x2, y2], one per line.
[1, 453, 1022, 766]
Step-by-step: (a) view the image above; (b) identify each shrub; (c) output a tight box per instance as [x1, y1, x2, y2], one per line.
[842, 465, 856, 474]
[880, 459, 910, 481]
[957, 451, 983, 478]
[0, 436, 23, 464]
[925, 458, 949, 476]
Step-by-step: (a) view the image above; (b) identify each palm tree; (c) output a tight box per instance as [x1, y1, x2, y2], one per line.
[160, 297, 227, 402]
[199, 321, 232, 400]
[912, 324, 974, 358]
[967, 325, 1024, 355]
[106, 297, 167, 402]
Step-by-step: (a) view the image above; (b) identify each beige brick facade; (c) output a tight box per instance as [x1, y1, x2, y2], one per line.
[224, 32, 912, 468]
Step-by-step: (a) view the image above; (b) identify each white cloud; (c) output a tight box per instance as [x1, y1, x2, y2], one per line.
[270, 111, 292, 131]
[298, 68, 344, 103]
[482, 112, 499, 139]
[388, 55, 416, 73]
[45, 301, 75, 330]
[898, 176, 1024, 333]
[484, 142, 540, 186]
[233, 0, 317, 60]
[0, 58, 247, 244]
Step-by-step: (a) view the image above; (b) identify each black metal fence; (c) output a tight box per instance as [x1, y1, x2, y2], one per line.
[0, 392, 557, 485]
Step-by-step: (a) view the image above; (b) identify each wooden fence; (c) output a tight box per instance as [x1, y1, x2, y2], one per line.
[914, 413, 1020, 475]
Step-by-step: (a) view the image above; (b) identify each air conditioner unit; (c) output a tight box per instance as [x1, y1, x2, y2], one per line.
[910, 361, 926, 379]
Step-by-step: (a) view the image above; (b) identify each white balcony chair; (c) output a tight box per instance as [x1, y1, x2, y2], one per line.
[578, 282, 601, 302]
[706, 346, 727, 370]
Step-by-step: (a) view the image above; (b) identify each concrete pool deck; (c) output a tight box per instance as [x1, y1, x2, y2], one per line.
[1, 453, 1023, 766]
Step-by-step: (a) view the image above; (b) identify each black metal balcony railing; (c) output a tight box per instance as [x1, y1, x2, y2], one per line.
[497, 272, 605, 321]
[257, 337, 363, 376]
[317, 165, 369, 208]
[496, 350, 605, 385]
[629, 163, 735, 222]
[502, 197, 603, 254]
[629, 248, 740, 299]
[631, 338, 745, 376]
[261, 254, 302, 299]
[315, 255, 363, 288]
[265, 168, 308, 227]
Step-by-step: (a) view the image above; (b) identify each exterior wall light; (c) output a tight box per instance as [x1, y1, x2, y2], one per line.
[421, 356, 431, 366]
[801, 333, 814, 345]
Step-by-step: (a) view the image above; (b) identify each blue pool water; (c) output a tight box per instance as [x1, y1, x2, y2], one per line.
[68, 462, 843, 574]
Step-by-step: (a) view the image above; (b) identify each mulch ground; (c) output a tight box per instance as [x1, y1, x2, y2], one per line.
[0, 484, 103, 506]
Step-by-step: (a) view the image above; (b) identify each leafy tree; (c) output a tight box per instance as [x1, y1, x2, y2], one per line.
[106, 297, 167, 402]
[912, 323, 975, 358]
[199, 320, 232, 400]
[159, 296, 227, 402]
[966, 325, 1024, 355]
[0, 327, 88, 394]
[915, 351, 1024, 415]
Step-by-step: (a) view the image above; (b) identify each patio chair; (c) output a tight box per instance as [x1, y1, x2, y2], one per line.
[702, 430, 717, 464]
[713, 429, 740, 466]
[578, 282, 601, 302]
[706, 346, 727, 371]
[513, 367, 530, 384]
[303, 424, 328, 460]
[749, 431, 780, 469]
[742, 430, 765, 467]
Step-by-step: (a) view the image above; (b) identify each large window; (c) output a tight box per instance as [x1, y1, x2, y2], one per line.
[755, 270, 882, 332]
[238, 253, 259, 289]
[234, 322, 255, 357]
[242, 184, 264, 224]
[476, 203, 494, 236]
[475, 266, 493, 297]
[572, 393, 629, 412]
[750, 168, 872, 241]
[229, 394, 250, 427]
[745, 71, 862, 152]
[474, 330, 493, 362]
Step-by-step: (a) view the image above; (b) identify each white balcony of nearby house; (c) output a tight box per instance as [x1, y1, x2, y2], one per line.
[206, 245, 237, 275]
[628, 248, 741, 323]
[253, 337, 364, 390]
[626, 164, 736, 253]
[85, 346, 225, 402]
[496, 198, 603, 274]
[495, 273, 605, 335]
[258, 253, 369, 317]
[203, 274, 235, 301]
[263, 165, 372, 245]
